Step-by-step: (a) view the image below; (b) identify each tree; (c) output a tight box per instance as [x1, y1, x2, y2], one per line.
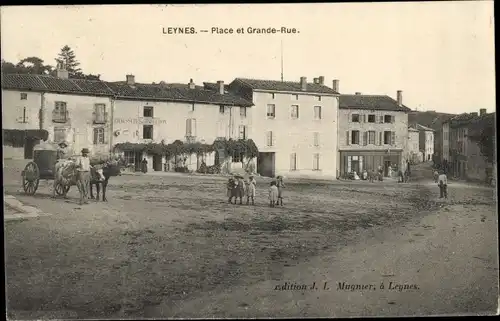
[17, 57, 53, 75]
[2, 57, 53, 75]
[56, 45, 81, 75]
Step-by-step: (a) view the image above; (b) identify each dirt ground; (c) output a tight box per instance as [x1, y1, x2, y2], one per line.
[3, 161, 497, 319]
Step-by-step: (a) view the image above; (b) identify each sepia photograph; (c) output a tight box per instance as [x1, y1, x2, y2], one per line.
[1, 2, 498, 319]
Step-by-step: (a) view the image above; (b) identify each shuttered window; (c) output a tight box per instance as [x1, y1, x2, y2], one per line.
[346, 131, 350, 145]
[93, 127, 105, 144]
[290, 153, 297, 171]
[186, 118, 197, 137]
[266, 131, 274, 146]
[313, 153, 320, 170]
[368, 131, 375, 144]
[313, 132, 320, 146]
[239, 125, 247, 139]
[391, 131, 396, 145]
[363, 131, 368, 146]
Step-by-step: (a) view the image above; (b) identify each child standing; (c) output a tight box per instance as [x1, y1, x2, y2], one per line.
[276, 176, 285, 206]
[269, 181, 278, 207]
[227, 177, 236, 204]
[246, 175, 256, 205]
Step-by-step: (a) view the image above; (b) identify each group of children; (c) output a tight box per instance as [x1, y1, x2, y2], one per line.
[226, 174, 285, 207]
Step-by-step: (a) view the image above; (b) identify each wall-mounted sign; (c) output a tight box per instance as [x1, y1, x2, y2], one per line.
[114, 118, 167, 125]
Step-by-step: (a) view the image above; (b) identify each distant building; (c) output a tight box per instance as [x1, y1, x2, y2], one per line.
[415, 124, 435, 162]
[228, 76, 339, 179]
[442, 109, 495, 183]
[338, 91, 412, 178]
[407, 126, 421, 163]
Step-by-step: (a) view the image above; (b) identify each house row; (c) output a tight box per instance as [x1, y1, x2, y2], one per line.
[407, 123, 435, 164]
[2, 65, 413, 179]
[441, 109, 496, 183]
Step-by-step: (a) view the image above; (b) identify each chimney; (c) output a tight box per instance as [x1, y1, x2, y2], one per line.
[126, 74, 135, 86]
[217, 80, 224, 95]
[56, 61, 68, 79]
[355, 92, 362, 95]
[300, 77, 307, 91]
[480, 108, 487, 116]
[318, 76, 325, 85]
[397, 90, 403, 106]
[188, 78, 195, 90]
[332, 79, 339, 92]
[313, 78, 319, 84]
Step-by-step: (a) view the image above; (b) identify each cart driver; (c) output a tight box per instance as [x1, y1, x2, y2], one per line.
[56, 141, 69, 160]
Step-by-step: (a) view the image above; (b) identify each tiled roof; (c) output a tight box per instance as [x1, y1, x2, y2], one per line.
[415, 124, 434, 131]
[408, 126, 419, 132]
[1, 73, 114, 96]
[339, 94, 411, 112]
[203, 82, 230, 92]
[2, 74, 253, 107]
[232, 78, 339, 94]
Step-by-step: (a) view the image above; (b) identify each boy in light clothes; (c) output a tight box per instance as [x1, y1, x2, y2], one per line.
[437, 170, 448, 199]
[269, 181, 279, 207]
[246, 175, 256, 205]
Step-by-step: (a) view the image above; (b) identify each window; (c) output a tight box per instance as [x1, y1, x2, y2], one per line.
[123, 151, 135, 165]
[240, 107, 247, 117]
[186, 118, 197, 137]
[93, 104, 107, 123]
[267, 104, 275, 118]
[143, 106, 154, 117]
[368, 114, 375, 123]
[368, 131, 376, 144]
[143, 125, 153, 139]
[384, 131, 392, 144]
[313, 153, 320, 171]
[17, 106, 29, 123]
[20, 93, 27, 100]
[266, 131, 274, 146]
[219, 105, 225, 114]
[290, 153, 297, 171]
[351, 114, 360, 122]
[351, 130, 360, 144]
[54, 127, 66, 143]
[384, 115, 393, 123]
[232, 151, 244, 163]
[93, 127, 105, 144]
[53, 101, 68, 122]
[313, 132, 320, 146]
[239, 125, 247, 139]
[291, 105, 299, 119]
[314, 106, 322, 120]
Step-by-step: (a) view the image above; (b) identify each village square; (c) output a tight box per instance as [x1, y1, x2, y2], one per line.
[2, 3, 498, 319]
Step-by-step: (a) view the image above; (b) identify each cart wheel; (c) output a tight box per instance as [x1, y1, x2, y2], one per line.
[22, 161, 40, 195]
[55, 183, 71, 196]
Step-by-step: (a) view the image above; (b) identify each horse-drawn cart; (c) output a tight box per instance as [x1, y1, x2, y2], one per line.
[21, 147, 70, 196]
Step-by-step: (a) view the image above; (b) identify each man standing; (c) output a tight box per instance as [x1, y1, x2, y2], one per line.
[438, 170, 448, 199]
[56, 141, 69, 160]
[76, 148, 91, 205]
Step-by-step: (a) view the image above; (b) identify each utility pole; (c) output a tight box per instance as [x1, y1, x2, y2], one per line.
[281, 40, 284, 82]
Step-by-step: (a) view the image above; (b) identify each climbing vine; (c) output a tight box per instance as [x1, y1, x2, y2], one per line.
[3, 129, 49, 148]
[467, 114, 495, 164]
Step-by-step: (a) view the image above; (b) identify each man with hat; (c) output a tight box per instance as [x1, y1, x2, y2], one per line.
[56, 141, 69, 160]
[75, 148, 91, 205]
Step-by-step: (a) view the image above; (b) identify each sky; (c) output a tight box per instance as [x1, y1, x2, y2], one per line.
[1, 2, 496, 114]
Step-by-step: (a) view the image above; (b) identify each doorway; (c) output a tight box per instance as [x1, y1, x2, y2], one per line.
[257, 152, 275, 178]
[134, 152, 142, 172]
[24, 138, 38, 159]
[153, 155, 162, 171]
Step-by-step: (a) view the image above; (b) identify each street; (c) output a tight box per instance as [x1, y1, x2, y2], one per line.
[3, 160, 498, 318]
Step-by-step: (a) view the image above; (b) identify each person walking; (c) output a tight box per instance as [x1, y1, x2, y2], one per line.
[437, 170, 448, 199]
[76, 148, 92, 205]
